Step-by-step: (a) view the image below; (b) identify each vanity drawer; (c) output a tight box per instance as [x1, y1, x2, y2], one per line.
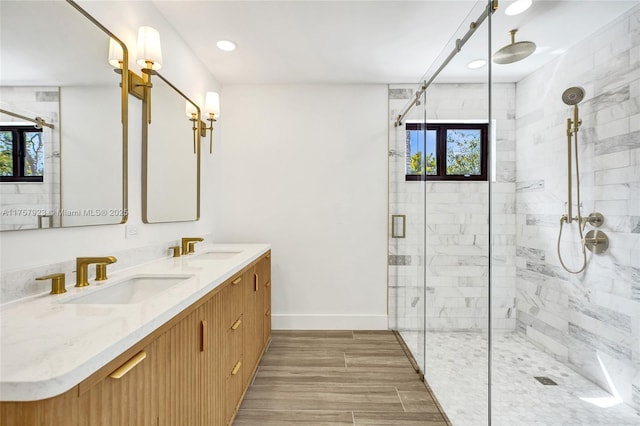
[223, 273, 244, 328]
[224, 314, 243, 425]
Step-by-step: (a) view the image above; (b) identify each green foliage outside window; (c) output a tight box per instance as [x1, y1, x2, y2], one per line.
[23, 132, 44, 176]
[446, 129, 481, 176]
[409, 151, 437, 175]
[0, 131, 13, 176]
[0, 126, 44, 181]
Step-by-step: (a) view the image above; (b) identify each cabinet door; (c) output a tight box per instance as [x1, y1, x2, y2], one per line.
[264, 279, 272, 346]
[79, 340, 160, 426]
[200, 291, 224, 426]
[262, 253, 272, 346]
[158, 307, 203, 426]
[242, 266, 258, 388]
[1, 390, 79, 426]
[254, 265, 265, 354]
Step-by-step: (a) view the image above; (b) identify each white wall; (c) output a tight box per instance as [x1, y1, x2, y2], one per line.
[213, 85, 388, 330]
[0, 1, 218, 282]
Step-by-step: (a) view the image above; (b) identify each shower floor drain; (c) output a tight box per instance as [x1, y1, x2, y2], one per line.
[534, 376, 558, 385]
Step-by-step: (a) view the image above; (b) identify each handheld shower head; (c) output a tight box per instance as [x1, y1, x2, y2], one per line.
[562, 87, 585, 105]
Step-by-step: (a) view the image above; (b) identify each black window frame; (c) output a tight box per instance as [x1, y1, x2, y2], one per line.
[405, 122, 488, 182]
[0, 125, 44, 183]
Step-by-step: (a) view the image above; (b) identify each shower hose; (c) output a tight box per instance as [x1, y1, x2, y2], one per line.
[556, 128, 587, 274]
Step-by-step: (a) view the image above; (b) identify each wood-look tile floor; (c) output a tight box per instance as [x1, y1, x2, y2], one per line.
[233, 331, 450, 426]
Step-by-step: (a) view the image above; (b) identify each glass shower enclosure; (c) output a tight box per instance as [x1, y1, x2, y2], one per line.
[388, 1, 640, 425]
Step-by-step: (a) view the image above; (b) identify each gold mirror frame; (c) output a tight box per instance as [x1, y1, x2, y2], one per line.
[65, 0, 128, 226]
[141, 72, 201, 223]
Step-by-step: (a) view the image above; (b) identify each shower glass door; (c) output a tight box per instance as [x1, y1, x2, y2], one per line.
[388, 1, 492, 424]
[388, 83, 427, 374]
[490, 2, 640, 425]
[420, 2, 492, 425]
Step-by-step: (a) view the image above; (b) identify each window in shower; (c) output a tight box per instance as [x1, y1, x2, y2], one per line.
[405, 122, 488, 181]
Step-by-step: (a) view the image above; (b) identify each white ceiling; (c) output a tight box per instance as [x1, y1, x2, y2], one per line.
[154, 0, 639, 85]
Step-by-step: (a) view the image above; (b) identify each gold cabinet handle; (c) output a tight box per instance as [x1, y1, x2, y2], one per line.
[254, 273, 259, 292]
[200, 320, 207, 352]
[232, 277, 242, 285]
[231, 361, 242, 376]
[231, 318, 242, 330]
[109, 351, 146, 379]
[266, 253, 271, 259]
[265, 309, 271, 317]
[265, 281, 271, 288]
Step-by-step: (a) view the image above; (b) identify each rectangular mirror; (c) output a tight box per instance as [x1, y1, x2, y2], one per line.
[0, 0, 128, 231]
[142, 73, 200, 223]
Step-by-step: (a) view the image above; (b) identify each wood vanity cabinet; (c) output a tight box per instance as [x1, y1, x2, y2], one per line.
[157, 292, 224, 426]
[78, 340, 161, 426]
[263, 253, 272, 345]
[242, 253, 271, 388]
[0, 251, 271, 426]
[222, 272, 245, 424]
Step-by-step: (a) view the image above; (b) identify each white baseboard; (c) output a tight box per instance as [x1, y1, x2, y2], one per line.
[272, 314, 388, 330]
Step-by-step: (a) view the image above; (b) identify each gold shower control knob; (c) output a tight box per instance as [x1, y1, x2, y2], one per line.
[583, 230, 609, 254]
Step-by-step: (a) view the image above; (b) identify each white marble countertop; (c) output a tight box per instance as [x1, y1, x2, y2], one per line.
[0, 243, 270, 402]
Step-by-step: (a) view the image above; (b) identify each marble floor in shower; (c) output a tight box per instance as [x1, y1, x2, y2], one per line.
[403, 331, 640, 426]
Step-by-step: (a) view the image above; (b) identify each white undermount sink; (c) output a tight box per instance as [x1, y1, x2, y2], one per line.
[63, 274, 193, 305]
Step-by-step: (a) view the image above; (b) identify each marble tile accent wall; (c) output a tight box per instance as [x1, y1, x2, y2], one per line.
[388, 83, 517, 333]
[515, 5, 640, 412]
[0, 87, 61, 231]
[0, 233, 214, 303]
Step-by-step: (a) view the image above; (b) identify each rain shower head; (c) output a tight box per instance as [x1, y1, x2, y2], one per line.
[492, 29, 536, 64]
[562, 87, 585, 105]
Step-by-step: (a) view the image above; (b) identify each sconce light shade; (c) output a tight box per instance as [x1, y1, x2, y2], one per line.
[108, 38, 124, 68]
[204, 92, 220, 117]
[185, 100, 198, 118]
[136, 26, 163, 70]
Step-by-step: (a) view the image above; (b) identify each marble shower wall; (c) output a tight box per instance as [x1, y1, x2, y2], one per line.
[515, 6, 640, 411]
[388, 83, 517, 334]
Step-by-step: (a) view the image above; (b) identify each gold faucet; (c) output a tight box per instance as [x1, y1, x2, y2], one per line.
[181, 237, 204, 255]
[76, 256, 117, 287]
[36, 273, 67, 295]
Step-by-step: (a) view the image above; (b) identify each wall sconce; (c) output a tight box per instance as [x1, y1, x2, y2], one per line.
[185, 101, 200, 154]
[108, 38, 124, 68]
[203, 92, 220, 154]
[136, 26, 162, 124]
[107, 26, 162, 123]
[108, 38, 146, 101]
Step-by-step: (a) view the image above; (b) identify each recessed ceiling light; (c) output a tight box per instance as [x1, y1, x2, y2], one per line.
[467, 59, 487, 69]
[505, 0, 532, 16]
[216, 40, 236, 52]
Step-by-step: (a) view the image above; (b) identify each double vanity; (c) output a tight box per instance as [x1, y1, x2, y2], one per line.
[0, 243, 271, 426]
